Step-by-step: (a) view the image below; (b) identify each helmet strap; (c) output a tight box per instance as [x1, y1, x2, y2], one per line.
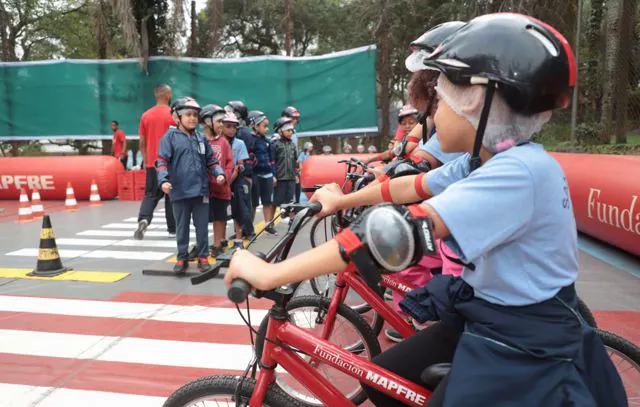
[470, 81, 496, 173]
[418, 112, 429, 144]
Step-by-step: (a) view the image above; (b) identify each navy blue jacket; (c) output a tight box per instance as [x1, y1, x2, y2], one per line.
[236, 127, 255, 176]
[251, 132, 276, 176]
[156, 128, 224, 201]
[400, 277, 626, 407]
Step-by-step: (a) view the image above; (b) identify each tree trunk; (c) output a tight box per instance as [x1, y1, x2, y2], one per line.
[613, 0, 637, 143]
[376, 0, 391, 141]
[284, 0, 293, 56]
[601, 0, 624, 142]
[189, 0, 197, 57]
[210, 0, 222, 53]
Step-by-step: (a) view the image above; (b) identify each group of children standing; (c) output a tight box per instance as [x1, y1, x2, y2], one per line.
[157, 97, 302, 274]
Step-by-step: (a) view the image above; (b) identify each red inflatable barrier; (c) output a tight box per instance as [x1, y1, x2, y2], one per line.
[300, 154, 376, 196]
[301, 153, 640, 257]
[0, 156, 124, 200]
[551, 153, 640, 257]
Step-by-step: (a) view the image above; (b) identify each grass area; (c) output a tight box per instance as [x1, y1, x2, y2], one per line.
[626, 133, 640, 145]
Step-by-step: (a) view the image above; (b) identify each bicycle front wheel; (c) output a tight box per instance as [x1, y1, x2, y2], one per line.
[254, 295, 382, 406]
[163, 375, 301, 407]
[597, 328, 640, 406]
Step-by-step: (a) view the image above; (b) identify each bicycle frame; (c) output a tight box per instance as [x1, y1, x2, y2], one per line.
[251, 310, 432, 407]
[320, 265, 420, 341]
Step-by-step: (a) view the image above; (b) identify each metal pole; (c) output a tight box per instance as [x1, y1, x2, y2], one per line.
[570, 0, 582, 142]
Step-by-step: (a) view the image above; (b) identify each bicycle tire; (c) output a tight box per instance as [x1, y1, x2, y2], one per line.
[163, 375, 301, 407]
[309, 215, 338, 250]
[577, 296, 598, 328]
[597, 328, 640, 366]
[254, 295, 382, 406]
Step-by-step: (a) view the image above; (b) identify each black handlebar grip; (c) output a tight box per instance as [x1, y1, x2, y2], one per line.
[308, 201, 323, 215]
[228, 279, 252, 304]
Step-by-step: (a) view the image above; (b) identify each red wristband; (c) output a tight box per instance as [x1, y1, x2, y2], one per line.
[414, 173, 429, 199]
[381, 180, 393, 202]
[407, 136, 421, 144]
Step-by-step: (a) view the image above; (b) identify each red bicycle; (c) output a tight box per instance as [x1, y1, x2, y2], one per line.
[163, 205, 441, 407]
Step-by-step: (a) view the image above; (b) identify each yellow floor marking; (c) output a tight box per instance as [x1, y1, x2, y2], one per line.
[0, 268, 130, 283]
[166, 211, 282, 264]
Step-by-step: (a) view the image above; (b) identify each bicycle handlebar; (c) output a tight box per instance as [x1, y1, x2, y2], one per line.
[227, 201, 323, 304]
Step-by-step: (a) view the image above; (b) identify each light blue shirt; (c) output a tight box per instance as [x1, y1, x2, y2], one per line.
[229, 137, 249, 166]
[420, 133, 464, 164]
[425, 143, 578, 306]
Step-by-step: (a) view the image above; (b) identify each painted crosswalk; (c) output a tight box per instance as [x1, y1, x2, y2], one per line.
[3, 210, 239, 264]
[0, 292, 274, 406]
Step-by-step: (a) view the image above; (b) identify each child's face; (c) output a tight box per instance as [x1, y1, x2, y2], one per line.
[255, 120, 269, 135]
[281, 128, 294, 139]
[401, 116, 418, 134]
[179, 110, 199, 131]
[214, 118, 224, 135]
[223, 122, 237, 137]
[433, 96, 475, 153]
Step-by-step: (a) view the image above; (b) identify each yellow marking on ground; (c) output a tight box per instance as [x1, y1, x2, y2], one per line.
[0, 268, 130, 282]
[166, 212, 282, 264]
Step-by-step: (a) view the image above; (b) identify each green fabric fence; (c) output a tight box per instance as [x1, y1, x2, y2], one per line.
[0, 45, 377, 140]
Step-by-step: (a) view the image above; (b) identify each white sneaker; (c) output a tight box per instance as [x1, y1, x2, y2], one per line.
[168, 232, 176, 238]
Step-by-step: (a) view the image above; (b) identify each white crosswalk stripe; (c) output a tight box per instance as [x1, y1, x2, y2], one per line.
[0, 292, 276, 406]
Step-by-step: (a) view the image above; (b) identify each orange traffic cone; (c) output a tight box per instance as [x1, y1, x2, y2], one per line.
[64, 182, 78, 212]
[89, 179, 102, 206]
[31, 188, 44, 218]
[18, 188, 33, 223]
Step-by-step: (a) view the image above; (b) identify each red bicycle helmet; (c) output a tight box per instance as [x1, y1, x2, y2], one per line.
[423, 13, 576, 171]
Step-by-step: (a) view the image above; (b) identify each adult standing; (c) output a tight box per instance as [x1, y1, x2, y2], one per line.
[134, 84, 177, 240]
[111, 120, 127, 169]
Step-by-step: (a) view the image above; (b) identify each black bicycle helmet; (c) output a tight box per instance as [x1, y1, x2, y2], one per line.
[422, 13, 576, 171]
[226, 100, 248, 122]
[247, 110, 267, 127]
[273, 116, 294, 133]
[405, 21, 466, 72]
[199, 104, 225, 124]
[281, 106, 300, 118]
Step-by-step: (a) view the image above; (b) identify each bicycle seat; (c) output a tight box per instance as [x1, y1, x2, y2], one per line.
[420, 363, 451, 389]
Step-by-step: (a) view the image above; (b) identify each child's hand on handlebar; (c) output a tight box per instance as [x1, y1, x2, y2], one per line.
[309, 183, 344, 217]
[224, 250, 276, 291]
[366, 166, 384, 178]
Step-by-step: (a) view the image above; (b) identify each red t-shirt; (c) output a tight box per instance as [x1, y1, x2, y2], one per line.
[208, 136, 234, 200]
[394, 126, 405, 141]
[112, 129, 126, 158]
[139, 105, 175, 168]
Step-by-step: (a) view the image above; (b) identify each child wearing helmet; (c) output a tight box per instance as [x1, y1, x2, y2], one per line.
[200, 104, 234, 258]
[222, 112, 252, 251]
[249, 111, 278, 236]
[364, 104, 420, 165]
[272, 117, 299, 214]
[224, 14, 625, 407]
[157, 97, 225, 274]
[225, 101, 256, 239]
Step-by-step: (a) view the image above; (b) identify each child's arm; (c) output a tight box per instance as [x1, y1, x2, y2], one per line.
[223, 141, 234, 181]
[269, 141, 277, 176]
[224, 202, 448, 291]
[157, 133, 173, 187]
[204, 141, 225, 178]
